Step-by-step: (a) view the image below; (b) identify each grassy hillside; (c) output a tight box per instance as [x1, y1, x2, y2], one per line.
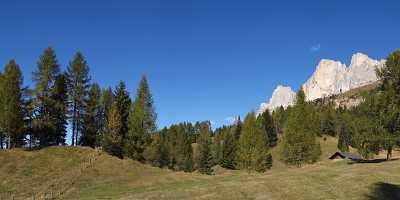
[1, 137, 400, 200]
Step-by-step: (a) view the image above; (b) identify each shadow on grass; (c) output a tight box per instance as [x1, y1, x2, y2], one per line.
[366, 182, 400, 200]
[348, 158, 399, 165]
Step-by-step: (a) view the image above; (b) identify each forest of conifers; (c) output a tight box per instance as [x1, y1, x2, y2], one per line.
[0, 47, 399, 174]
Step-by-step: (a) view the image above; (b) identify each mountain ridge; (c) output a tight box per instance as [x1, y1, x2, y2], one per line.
[258, 53, 384, 114]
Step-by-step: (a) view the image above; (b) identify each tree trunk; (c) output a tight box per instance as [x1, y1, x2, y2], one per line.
[72, 103, 77, 146]
[387, 146, 392, 161]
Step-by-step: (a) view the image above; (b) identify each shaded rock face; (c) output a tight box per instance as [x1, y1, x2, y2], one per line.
[258, 53, 384, 114]
[258, 85, 296, 114]
[303, 53, 384, 101]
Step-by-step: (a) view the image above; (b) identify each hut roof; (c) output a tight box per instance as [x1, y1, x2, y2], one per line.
[329, 152, 362, 160]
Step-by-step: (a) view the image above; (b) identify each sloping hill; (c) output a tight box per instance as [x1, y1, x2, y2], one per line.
[1, 140, 400, 200]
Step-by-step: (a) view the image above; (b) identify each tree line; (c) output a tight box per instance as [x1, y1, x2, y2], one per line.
[1, 48, 399, 174]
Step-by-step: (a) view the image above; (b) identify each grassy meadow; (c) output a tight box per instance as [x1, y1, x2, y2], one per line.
[0, 136, 399, 200]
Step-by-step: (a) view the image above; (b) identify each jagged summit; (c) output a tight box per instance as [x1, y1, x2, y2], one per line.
[258, 53, 384, 114]
[258, 85, 296, 114]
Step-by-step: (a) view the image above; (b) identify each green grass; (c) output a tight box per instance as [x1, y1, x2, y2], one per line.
[1, 137, 400, 200]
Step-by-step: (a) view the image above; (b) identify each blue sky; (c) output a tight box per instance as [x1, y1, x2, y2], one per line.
[1, 0, 400, 134]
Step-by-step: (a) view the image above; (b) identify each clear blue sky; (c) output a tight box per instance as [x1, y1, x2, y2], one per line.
[1, 0, 399, 132]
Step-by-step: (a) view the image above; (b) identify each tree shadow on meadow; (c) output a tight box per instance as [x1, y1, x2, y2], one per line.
[347, 158, 399, 165]
[366, 182, 400, 200]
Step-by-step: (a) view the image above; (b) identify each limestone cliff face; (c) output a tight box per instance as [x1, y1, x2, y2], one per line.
[258, 53, 384, 114]
[258, 85, 296, 114]
[302, 53, 384, 101]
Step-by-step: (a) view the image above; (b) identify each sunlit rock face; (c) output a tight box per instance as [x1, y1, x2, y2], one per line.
[257, 85, 296, 114]
[257, 53, 384, 114]
[302, 53, 384, 101]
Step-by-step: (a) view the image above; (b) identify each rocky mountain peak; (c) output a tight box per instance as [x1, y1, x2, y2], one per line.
[257, 52, 385, 115]
[257, 85, 296, 114]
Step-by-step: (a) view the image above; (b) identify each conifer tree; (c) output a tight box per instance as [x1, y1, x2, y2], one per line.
[101, 87, 114, 121]
[114, 81, 131, 140]
[136, 75, 157, 134]
[1, 60, 25, 148]
[81, 83, 102, 147]
[102, 102, 123, 158]
[125, 95, 149, 161]
[220, 128, 237, 169]
[272, 106, 286, 135]
[165, 124, 193, 172]
[237, 112, 271, 172]
[281, 89, 321, 166]
[260, 109, 278, 147]
[144, 130, 168, 167]
[196, 122, 213, 175]
[67, 52, 90, 146]
[376, 50, 400, 160]
[50, 74, 69, 145]
[0, 72, 4, 148]
[32, 47, 60, 147]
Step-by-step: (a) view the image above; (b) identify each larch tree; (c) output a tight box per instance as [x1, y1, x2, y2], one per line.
[237, 112, 271, 172]
[1, 60, 25, 148]
[32, 47, 60, 147]
[376, 49, 400, 160]
[281, 89, 321, 166]
[125, 95, 149, 161]
[144, 129, 168, 168]
[102, 102, 123, 158]
[67, 52, 90, 146]
[81, 83, 102, 148]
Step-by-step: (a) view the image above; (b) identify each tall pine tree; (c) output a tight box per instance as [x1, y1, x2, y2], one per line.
[1, 60, 25, 148]
[237, 112, 271, 172]
[81, 83, 102, 148]
[281, 89, 321, 166]
[32, 47, 60, 147]
[136, 75, 157, 134]
[260, 109, 278, 147]
[125, 95, 149, 161]
[67, 52, 90, 146]
[49, 74, 69, 145]
[196, 122, 213, 174]
[114, 81, 131, 141]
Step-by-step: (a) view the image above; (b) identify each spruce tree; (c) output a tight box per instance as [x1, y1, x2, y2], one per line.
[102, 102, 123, 158]
[125, 95, 149, 161]
[67, 52, 90, 146]
[81, 83, 102, 147]
[220, 128, 237, 169]
[114, 81, 131, 140]
[237, 112, 271, 172]
[136, 75, 157, 134]
[99, 87, 114, 143]
[196, 122, 213, 175]
[32, 47, 60, 147]
[1, 60, 25, 148]
[260, 109, 278, 147]
[281, 89, 321, 166]
[50, 74, 69, 145]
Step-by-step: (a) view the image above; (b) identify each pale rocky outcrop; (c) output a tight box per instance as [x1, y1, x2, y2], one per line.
[258, 85, 296, 114]
[302, 53, 384, 101]
[258, 53, 385, 114]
